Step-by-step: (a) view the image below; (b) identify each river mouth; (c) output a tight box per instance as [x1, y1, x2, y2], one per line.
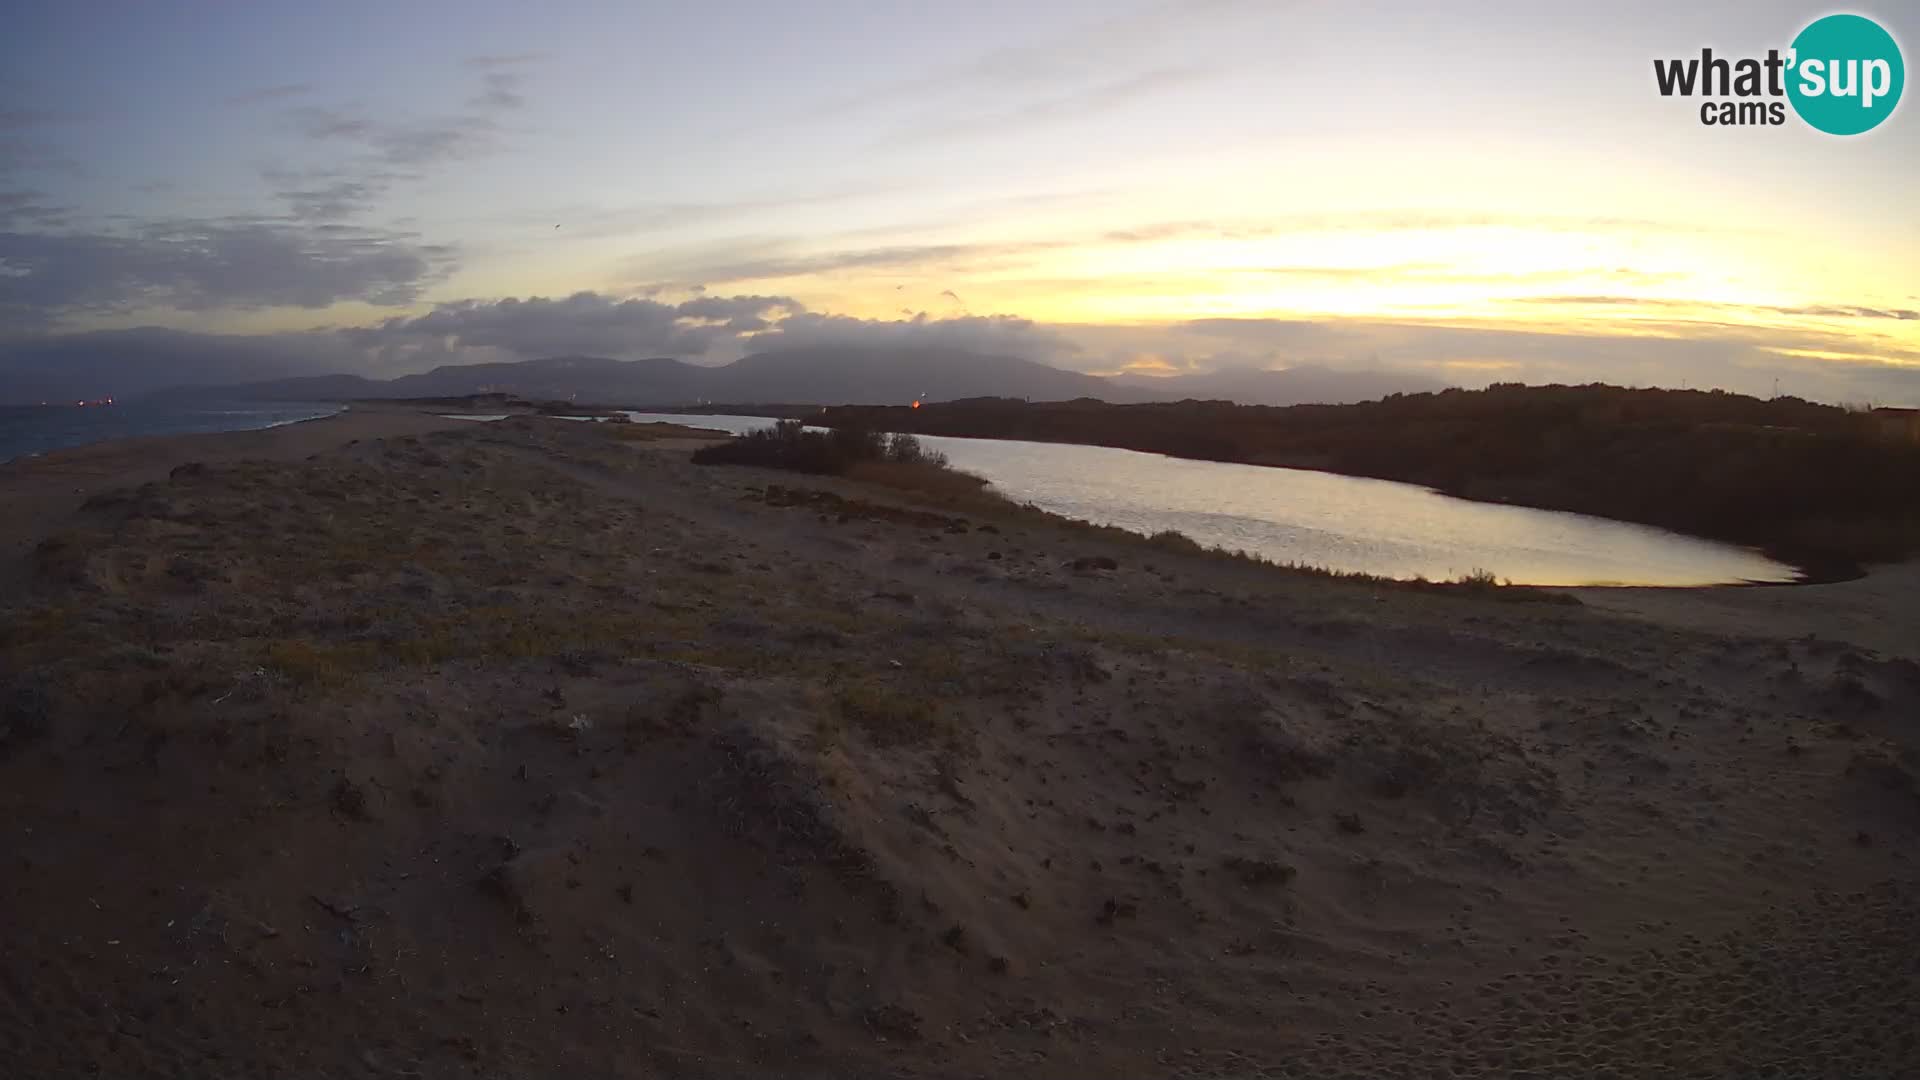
[628, 413, 1799, 588]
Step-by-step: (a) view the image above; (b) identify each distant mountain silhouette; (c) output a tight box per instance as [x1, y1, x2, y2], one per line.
[704, 346, 1134, 404]
[1114, 364, 1445, 406]
[144, 356, 702, 406]
[143, 347, 1166, 407]
[69, 345, 1443, 409]
[0, 328, 339, 404]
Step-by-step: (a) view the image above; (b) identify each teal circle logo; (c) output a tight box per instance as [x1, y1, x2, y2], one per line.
[1787, 14, 1904, 135]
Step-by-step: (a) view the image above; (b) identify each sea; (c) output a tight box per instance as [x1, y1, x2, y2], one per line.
[0, 400, 344, 464]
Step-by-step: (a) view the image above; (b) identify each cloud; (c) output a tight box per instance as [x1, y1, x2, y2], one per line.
[0, 289, 812, 400]
[339, 298, 1082, 377]
[674, 293, 804, 333]
[0, 109, 67, 130]
[627, 211, 1727, 292]
[223, 83, 313, 107]
[341, 291, 803, 362]
[745, 310, 1077, 361]
[7, 288, 1919, 408]
[1101, 213, 1742, 245]
[0, 325, 360, 399]
[878, 66, 1206, 146]
[1511, 294, 1680, 307]
[0, 131, 81, 178]
[370, 120, 498, 168]
[276, 57, 534, 182]
[0, 220, 454, 328]
[1440, 359, 1525, 372]
[0, 189, 65, 228]
[1511, 295, 1920, 322]
[284, 105, 375, 142]
[632, 237, 1073, 288]
[261, 168, 395, 222]
[1773, 304, 1920, 321]
[0, 300, 1072, 403]
[468, 72, 526, 112]
[0, 110, 82, 233]
[463, 53, 537, 116]
[710, 1, 1256, 152]
[1116, 355, 1189, 375]
[504, 181, 903, 241]
[1052, 316, 1920, 404]
[283, 105, 500, 169]
[794, 0, 1250, 119]
[466, 53, 545, 70]
[247, 58, 541, 230]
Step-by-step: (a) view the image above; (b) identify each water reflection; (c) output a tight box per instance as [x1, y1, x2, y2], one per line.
[623, 413, 1798, 587]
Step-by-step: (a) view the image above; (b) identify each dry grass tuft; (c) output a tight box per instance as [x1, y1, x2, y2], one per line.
[834, 681, 946, 747]
[844, 460, 993, 505]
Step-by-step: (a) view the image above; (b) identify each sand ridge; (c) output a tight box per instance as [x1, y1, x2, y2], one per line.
[2, 414, 1915, 1077]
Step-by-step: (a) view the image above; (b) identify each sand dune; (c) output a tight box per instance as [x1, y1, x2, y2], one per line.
[2, 414, 1914, 1077]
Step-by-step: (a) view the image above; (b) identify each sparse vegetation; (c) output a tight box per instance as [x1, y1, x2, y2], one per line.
[843, 459, 993, 505]
[833, 681, 946, 747]
[603, 420, 730, 442]
[5, 401, 1916, 1079]
[1146, 529, 1205, 554]
[1222, 855, 1298, 886]
[692, 420, 953, 475]
[707, 427, 1561, 600]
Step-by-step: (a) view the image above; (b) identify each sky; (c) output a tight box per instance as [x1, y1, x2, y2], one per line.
[2, 0, 1918, 403]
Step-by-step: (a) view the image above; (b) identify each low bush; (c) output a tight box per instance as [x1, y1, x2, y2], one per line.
[844, 460, 992, 505]
[693, 421, 952, 476]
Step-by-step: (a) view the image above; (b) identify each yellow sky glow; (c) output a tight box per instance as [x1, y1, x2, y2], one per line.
[678, 215, 1920, 369]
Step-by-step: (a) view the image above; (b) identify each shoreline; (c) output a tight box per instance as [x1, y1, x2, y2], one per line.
[12, 398, 1864, 587]
[651, 406, 1841, 589]
[0, 405, 1869, 593]
[0, 401, 348, 467]
[664, 395, 1904, 580]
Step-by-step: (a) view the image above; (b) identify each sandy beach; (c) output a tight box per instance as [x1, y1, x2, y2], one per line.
[3, 412, 1915, 1078]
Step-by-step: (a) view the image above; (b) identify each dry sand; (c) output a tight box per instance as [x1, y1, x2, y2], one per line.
[2, 413, 1915, 1078]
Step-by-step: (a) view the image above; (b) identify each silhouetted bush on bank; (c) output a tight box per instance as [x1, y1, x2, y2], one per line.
[692, 420, 950, 475]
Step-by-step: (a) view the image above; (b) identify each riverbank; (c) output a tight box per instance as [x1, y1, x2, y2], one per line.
[3, 414, 1915, 1077]
[745, 387, 1920, 581]
[626, 412, 1804, 588]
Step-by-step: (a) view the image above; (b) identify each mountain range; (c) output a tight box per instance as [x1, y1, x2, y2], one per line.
[122, 346, 1445, 408]
[0, 328, 1443, 407]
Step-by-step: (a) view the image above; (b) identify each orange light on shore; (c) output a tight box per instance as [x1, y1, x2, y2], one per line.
[911, 400, 921, 409]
